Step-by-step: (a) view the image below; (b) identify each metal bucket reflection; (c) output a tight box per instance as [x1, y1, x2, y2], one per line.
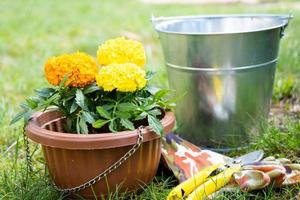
[153, 14, 291, 149]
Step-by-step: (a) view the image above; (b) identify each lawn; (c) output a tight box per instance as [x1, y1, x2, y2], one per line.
[0, 0, 299, 199]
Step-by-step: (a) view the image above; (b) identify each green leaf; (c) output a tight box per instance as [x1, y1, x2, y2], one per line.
[148, 109, 161, 116]
[162, 102, 176, 109]
[117, 103, 138, 112]
[146, 86, 160, 95]
[20, 102, 31, 110]
[92, 119, 109, 129]
[79, 117, 89, 134]
[154, 89, 171, 100]
[83, 84, 100, 94]
[102, 97, 115, 103]
[82, 111, 95, 124]
[163, 91, 186, 105]
[135, 112, 147, 120]
[116, 112, 131, 119]
[62, 99, 71, 108]
[146, 71, 156, 80]
[70, 101, 78, 113]
[96, 106, 111, 119]
[147, 114, 163, 135]
[109, 120, 117, 133]
[103, 104, 114, 111]
[25, 98, 38, 109]
[120, 118, 135, 130]
[35, 88, 55, 98]
[10, 111, 27, 125]
[75, 89, 86, 109]
[43, 93, 60, 107]
[144, 104, 158, 111]
[62, 89, 76, 101]
[23, 110, 33, 123]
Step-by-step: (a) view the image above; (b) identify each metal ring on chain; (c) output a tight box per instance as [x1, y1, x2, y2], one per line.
[52, 126, 145, 193]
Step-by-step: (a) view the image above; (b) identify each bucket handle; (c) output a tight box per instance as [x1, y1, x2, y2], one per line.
[151, 14, 165, 28]
[279, 13, 293, 38]
[151, 14, 159, 26]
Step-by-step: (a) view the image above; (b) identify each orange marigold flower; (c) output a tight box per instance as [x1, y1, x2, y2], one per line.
[44, 52, 98, 87]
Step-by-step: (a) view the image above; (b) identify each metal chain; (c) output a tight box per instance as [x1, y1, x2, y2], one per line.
[53, 126, 145, 193]
[23, 125, 33, 172]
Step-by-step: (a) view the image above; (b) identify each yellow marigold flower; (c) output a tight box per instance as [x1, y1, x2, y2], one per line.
[97, 37, 146, 67]
[96, 63, 147, 92]
[44, 52, 98, 87]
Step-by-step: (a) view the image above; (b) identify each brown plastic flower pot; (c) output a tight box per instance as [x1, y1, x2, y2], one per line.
[25, 110, 175, 199]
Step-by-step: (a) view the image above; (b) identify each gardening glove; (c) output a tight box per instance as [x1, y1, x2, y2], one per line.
[161, 133, 228, 182]
[234, 156, 300, 192]
[162, 133, 300, 195]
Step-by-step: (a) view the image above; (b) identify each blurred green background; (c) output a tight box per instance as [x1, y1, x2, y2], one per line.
[0, 0, 299, 199]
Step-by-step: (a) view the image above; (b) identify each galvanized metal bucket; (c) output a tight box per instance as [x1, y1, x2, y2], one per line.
[153, 14, 291, 149]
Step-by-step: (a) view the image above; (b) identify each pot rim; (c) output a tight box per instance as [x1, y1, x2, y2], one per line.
[25, 110, 175, 149]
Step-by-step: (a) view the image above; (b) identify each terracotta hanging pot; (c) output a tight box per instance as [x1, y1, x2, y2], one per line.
[25, 110, 175, 199]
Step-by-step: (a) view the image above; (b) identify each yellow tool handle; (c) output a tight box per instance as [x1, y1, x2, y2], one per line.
[166, 164, 223, 200]
[186, 165, 241, 200]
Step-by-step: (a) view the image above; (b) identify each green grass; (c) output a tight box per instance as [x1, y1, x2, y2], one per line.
[0, 0, 299, 199]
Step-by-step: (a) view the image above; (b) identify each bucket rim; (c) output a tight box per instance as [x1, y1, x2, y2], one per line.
[152, 14, 292, 35]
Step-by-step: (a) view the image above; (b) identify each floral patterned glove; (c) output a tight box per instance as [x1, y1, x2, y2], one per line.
[162, 133, 300, 192]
